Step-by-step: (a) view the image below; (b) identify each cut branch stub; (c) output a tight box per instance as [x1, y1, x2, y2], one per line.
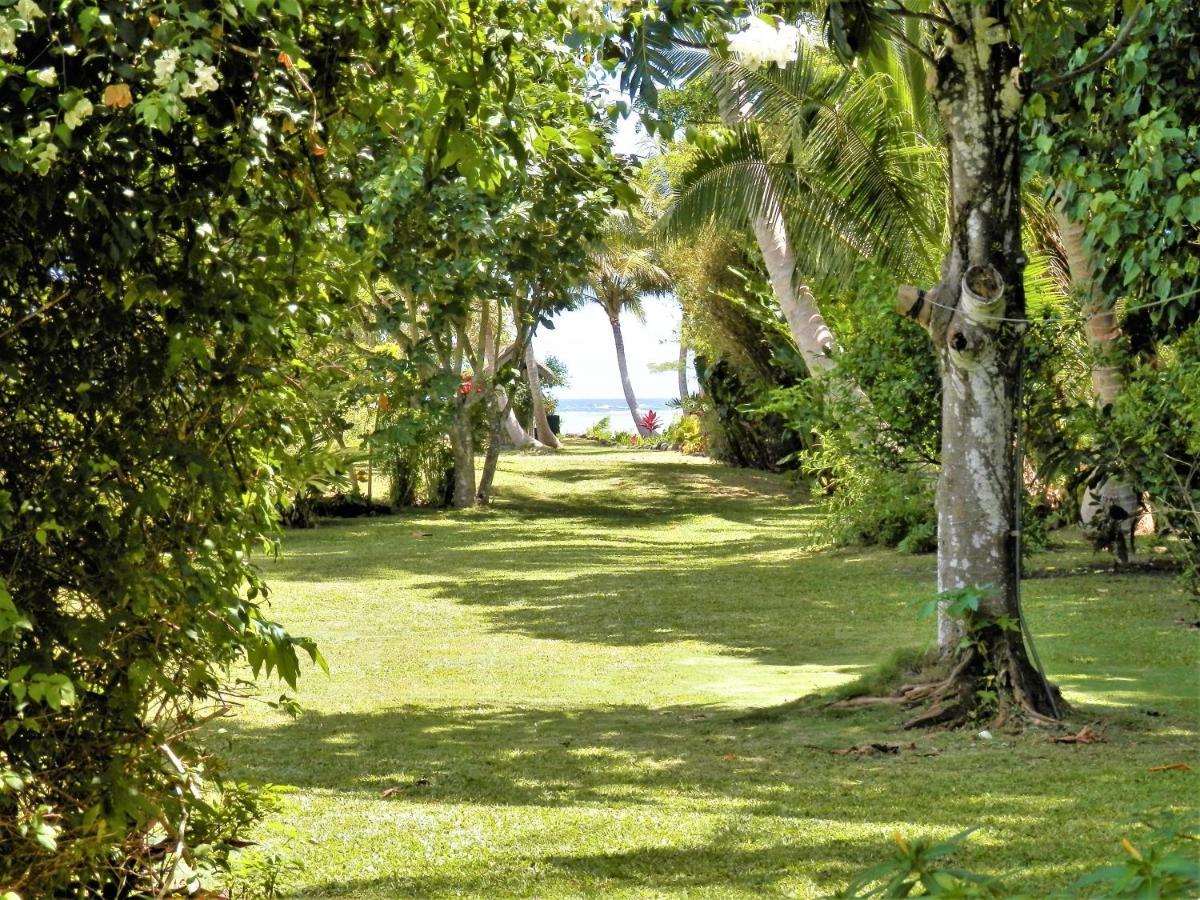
[896, 284, 935, 329]
[960, 264, 1006, 326]
[947, 321, 990, 371]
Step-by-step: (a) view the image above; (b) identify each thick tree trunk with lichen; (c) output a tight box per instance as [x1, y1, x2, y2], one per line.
[895, 5, 1060, 725]
[1056, 207, 1137, 550]
[525, 340, 561, 449]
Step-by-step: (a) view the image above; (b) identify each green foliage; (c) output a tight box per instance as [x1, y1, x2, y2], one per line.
[0, 0, 387, 890]
[1097, 324, 1200, 587]
[837, 812, 1200, 899]
[1066, 812, 1200, 898]
[832, 828, 1006, 898]
[584, 416, 614, 442]
[1026, 0, 1200, 343]
[663, 414, 706, 455]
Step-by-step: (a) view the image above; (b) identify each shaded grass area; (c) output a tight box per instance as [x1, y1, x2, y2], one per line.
[224, 442, 1200, 898]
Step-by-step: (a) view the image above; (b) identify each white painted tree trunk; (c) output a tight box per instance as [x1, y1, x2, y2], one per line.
[525, 340, 561, 449]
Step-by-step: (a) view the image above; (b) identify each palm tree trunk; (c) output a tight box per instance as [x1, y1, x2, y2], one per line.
[525, 340, 561, 449]
[1056, 207, 1137, 545]
[716, 89, 840, 377]
[609, 314, 649, 436]
[677, 339, 690, 401]
[750, 210, 839, 375]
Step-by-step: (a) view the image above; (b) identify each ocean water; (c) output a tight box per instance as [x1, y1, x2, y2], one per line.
[554, 398, 680, 435]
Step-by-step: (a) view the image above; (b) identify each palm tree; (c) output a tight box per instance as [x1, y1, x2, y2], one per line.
[579, 213, 673, 436]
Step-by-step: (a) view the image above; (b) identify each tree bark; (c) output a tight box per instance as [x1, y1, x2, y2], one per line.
[715, 88, 841, 377]
[476, 392, 508, 504]
[896, 4, 1060, 724]
[525, 339, 561, 449]
[448, 402, 476, 509]
[677, 339, 690, 401]
[1056, 207, 1137, 547]
[609, 314, 650, 436]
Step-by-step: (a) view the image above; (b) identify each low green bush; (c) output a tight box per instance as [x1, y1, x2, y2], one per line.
[584, 416, 614, 442]
[835, 812, 1200, 898]
[663, 414, 706, 455]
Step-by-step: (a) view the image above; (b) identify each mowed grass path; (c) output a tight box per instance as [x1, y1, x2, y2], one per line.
[225, 443, 1200, 897]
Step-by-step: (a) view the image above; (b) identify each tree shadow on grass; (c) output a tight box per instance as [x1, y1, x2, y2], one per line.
[222, 701, 1197, 898]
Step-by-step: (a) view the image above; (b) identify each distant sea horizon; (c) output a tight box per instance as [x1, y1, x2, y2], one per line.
[554, 398, 681, 435]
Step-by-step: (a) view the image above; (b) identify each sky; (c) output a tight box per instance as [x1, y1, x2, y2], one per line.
[533, 80, 683, 401]
[537, 297, 684, 400]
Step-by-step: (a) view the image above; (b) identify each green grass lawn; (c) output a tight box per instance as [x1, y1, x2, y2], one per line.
[222, 442, 1200, 898]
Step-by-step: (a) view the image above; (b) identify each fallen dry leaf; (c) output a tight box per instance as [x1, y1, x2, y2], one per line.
[1050, 725, 1106, 745]
[1148, 763, 1192, 772]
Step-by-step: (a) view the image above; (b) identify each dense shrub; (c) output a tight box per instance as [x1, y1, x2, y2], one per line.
[663, 414, 706, 455]
[0, 2, 376, 892]
[1100, 324, 1200, 586]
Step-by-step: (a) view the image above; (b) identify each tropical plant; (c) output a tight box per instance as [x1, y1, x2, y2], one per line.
[583, 416, 611, 442]
[0, 0, 379, 890]
[578, 211, 673, 436]
[640, 409, 662, 434]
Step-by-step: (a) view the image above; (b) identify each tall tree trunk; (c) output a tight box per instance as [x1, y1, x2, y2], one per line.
[1056, 207, 1137, 550]
[896, 5, 1060, 725]
[525, 340, 561, 449]
[677, 338, 690, 401]
[715, 89, 841, 377]
[448, 403, 476, 509]
[477, 394, 508, 504]
[609, 314, 649, 436]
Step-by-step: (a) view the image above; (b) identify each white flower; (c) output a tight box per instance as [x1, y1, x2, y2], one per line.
[16, 0, 45, 20]
[64, 96, 93, 129]
[0, 23, 16, 56]
[567, 0, 606, 31]
[34, 66, 57, 85]
[727, 16, 800, 70]
[153, 48, 180, 86]
[181, 60, 219, 97]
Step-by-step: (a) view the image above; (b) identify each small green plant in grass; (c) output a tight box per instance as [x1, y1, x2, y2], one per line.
[1065, 812, 1200, 898]
[835, 812, 1200, 899]
[831, 828, 1006, 898]
[584, 416, 613, 442]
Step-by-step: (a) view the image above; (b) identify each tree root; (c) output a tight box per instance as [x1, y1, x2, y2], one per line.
[830, 642, 1066, 731]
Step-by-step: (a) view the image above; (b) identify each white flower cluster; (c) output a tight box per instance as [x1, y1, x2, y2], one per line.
[727, 15, 800, 70]
[16, 0, 44, 21]
[154, 48, 181, 86]
[64, 96, 93, 129]
[154, 49, 220, 97]
[1, 0, 44, 56]
[181, 60, 219, 97]
[566, 0, 606, 32]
